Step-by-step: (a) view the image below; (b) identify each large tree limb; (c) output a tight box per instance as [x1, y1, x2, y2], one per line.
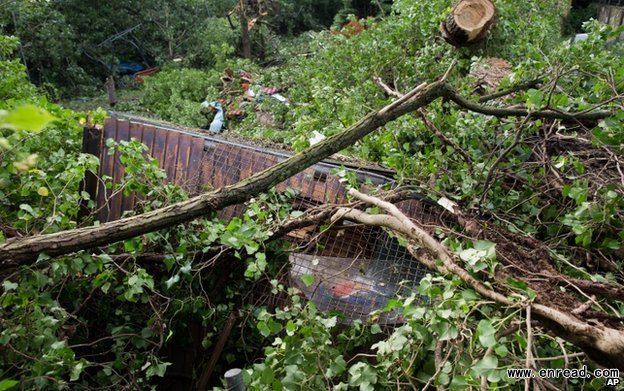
[335, 188, 624, 369]
[0, 80, 613, 267]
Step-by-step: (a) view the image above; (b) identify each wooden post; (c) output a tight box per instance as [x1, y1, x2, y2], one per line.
[78, 126, 103, 222]
[440, 0, 496, 47]
[196, 312, 238, 390]
[106, 75, 117, 107]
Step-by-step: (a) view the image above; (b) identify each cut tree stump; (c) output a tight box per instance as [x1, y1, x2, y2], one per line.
[440, 0, 496, 47]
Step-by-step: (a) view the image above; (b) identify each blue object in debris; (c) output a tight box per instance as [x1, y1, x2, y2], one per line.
[201, 101, 224, 133]
[115, 62, 145, 75]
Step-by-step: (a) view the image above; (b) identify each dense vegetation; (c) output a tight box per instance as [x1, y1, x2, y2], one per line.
[2, 0, 624, 390]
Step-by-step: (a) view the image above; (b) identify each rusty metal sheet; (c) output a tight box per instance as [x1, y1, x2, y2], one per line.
[175, 134, 193, 190]
[121, 122, 144, 212]
[223, 145, 242, 185]
[187, 137, 206, 195]
[152, 127, 169, 170]
[238, 149, 255, 181]
[311, 173, 329, 203]
[141, 126, 156, 157]
[164, 131, 180, 183]
[298, 169, 317, 199]
[109, 120, 130, 220]
[253, 151, 278, 173]
[211, 144, 231, 189]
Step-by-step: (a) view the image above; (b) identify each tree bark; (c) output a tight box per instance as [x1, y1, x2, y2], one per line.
[0, 81, 612, 268]
[440, 0, 496, 47]
[239, 1, 252, 59]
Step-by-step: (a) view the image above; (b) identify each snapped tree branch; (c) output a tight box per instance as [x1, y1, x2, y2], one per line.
[0, 78, 614, 267]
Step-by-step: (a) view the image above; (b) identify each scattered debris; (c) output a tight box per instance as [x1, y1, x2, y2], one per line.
[201, 68, 290, 131]
[309, 130, 326, 146]
[200, 101, 225, 133]
[470, 57, 512, 93]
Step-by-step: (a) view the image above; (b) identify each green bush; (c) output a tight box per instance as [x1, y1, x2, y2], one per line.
[141, 67, 221, 127]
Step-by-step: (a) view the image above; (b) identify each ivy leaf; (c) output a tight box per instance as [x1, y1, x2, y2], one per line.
[300, 274, 315, 287]
[165, 274, 180, 289]
[37, 187, 49, 197]
[525, 89, 544, 109]
[349, 362, 378, 390]
[70, 360, 86, 381]
[472, 355, 498, 378]
[370, 324, 382, 335]
[326, 355, 347, 377]
[2, 281, 17, 291]
[477, 319, 497, 348]
[0, 380, 19, 391]
[19, 204, 34, 214]
[0, 105, 56, 132]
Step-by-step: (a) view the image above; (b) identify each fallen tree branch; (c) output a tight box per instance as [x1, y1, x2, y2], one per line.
[444, 86, 612, 121]
[335, 188, 624, 369]
[478, 79, 542, 103]
[0, 78, 614, 267]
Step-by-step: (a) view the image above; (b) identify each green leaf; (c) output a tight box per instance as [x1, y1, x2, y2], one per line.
[349, 362, 377, 389]
[449, 375, 470, 390]
[19, 204, 34, 214]
[0, 105, 56, 132]
[326, 356, 347, 377]
[472, 355, 498, 377]
[477, 319, 497, 348]
[370, 324, 382, 335]
[2, 281, 17, 291]
[300, 274, 315, 287]
[70, 360, 86, 381]
[525, 89, 544, 109]
[165, 274, 180, 289]
[0, 380, 19, 391]
[494, 344, 508, 357]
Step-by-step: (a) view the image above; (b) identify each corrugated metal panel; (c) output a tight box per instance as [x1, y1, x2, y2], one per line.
[92, 117, 395, 222]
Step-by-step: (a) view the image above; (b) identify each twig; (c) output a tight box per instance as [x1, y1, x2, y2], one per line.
[571, 295, 596, 315]
[533, 351, 585, 361]
[373, 75, 403, 98]
[422, 340, 452, 391]
[525, 305, 534, 391]
[479, 79, 542, 103]
[480, 114, 533, 204]
[444, 85, 612, 121]
[441, 59, 458, 83]
[417, 110, 474, 173]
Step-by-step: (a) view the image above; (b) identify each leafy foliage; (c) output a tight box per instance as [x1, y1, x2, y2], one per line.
[2, 0, 624, 390]
[141, 67, 222, 128]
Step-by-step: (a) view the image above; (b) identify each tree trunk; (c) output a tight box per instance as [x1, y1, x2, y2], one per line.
[240, 1, 252, 59]
[440, 0, 496, 47]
